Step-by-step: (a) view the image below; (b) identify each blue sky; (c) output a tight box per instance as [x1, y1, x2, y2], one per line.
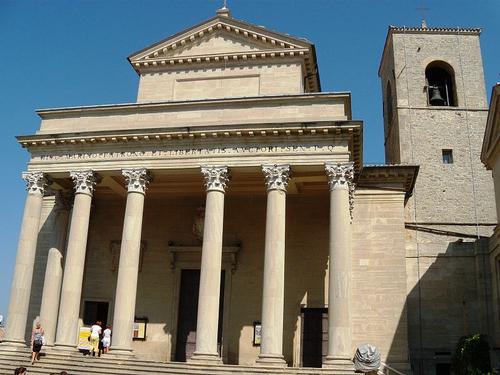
[0, 0, 499, 317]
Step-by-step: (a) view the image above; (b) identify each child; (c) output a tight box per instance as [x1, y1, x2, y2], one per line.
[101, 325, 112, 354]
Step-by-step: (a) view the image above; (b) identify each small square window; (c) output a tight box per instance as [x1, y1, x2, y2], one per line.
[442, 149, 453, 164]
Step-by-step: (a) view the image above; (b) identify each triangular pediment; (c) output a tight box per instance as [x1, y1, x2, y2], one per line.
[161, 30, 272, 58]
[129, 15, 310, 63]
[128, 13, 320, 92]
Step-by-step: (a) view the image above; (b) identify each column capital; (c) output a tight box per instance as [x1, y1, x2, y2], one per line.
[70, 170, 100, 196]
[22, 171, 48, 195]
[325, 162, 354, 191]
[122, 168, 152, 194]
[325, 162, 355, 222]
[262, 164, 290, 192]
[201, 166, 229, 193]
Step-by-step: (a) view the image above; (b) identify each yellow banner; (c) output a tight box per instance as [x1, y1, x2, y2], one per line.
[77, 326, 92, 351]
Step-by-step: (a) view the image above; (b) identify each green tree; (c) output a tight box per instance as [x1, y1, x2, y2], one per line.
[452, 334, 491, 375]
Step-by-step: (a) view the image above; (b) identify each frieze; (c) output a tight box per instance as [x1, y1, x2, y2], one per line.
[34, 144, 339, 162]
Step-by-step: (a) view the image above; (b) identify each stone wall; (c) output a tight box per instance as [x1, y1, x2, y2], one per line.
[137, 62, 303, 102]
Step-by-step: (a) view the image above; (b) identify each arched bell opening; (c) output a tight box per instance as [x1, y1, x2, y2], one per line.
[425, 61, 457, 107]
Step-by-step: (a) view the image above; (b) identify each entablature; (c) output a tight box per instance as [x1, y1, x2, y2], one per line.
[19, 120, 362, 174]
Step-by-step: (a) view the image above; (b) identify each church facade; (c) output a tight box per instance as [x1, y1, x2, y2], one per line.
[2, 7, 496, 375]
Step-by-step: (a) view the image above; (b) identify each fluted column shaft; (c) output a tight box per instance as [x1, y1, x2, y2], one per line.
[4, 172, 48, 345]
[323, 162, 354, 370]
[39, 192, 72, 347]
[55, 171, 98, 349]
[190, 166, 229, 364]
[111, 169, 151, 355]
[257, 164, 290, 366]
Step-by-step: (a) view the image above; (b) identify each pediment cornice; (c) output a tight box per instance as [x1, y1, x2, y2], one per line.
[129, 16, 309, 63]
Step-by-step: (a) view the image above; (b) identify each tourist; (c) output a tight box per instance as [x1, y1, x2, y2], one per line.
[31, 322, 44, 364]
[90, 320, 102, 357]
[101, 325, 112, 354]
[14, 367, 27, 374]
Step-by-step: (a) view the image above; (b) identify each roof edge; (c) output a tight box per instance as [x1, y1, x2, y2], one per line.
[36, 92, 351, 117]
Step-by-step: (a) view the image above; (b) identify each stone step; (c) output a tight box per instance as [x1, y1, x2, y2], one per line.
[0, 348, 355, 375]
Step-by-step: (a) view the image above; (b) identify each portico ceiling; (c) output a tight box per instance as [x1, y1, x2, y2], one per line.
[48, 166, 332, 198]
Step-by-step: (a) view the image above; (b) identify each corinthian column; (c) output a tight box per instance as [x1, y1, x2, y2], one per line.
[111, 169, 151, 355]
[3, 172, 48, 346]
[39, 191, 72, 347]
[55, 170, 99, 350]
[257, 164, 290, 366]
[323, 162, 354, 370]
[190, 166, 229, 364]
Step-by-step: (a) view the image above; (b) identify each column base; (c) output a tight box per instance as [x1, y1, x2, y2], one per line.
[109, 347, 135, 358]
[53, 343, 78, 352]
[322, 356, 354, 371]
[256, 353, 287, 367]
[0, 340, 27, 351]
[189, 351, 222, 364]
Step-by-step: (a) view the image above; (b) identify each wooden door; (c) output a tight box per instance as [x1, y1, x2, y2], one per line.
[175, 269, 225, 362]
[301, 308, 328, 367]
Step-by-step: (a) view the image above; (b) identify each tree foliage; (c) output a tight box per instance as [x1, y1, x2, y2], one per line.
[452, 334, 491, 375]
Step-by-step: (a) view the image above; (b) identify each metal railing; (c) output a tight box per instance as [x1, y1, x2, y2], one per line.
[378, 362, 407, 375]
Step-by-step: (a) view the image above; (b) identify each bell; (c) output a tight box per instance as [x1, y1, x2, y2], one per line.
[429, 86, 445, 105]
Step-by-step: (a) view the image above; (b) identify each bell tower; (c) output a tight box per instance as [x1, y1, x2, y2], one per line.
[379, 25, 496, 374]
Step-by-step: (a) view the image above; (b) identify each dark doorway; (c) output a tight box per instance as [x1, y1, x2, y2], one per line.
[175, 269, 225, 362]
[301, 308, 328, 367]
[83, 301, 109, 327]
[436, 363, 451, 375]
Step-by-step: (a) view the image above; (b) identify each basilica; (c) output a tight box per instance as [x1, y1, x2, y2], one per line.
[0, 6, 497, 375]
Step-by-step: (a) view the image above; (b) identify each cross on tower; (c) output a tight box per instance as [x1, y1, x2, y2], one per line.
[416, 2, 429, 28]
[222, 0, 228, 9]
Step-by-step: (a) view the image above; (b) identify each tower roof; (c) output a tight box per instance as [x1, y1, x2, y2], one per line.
[378, 25, 482, 76]
[387, 25, 481, 35]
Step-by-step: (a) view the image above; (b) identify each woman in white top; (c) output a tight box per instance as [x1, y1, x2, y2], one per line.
[101, 326, 112, 353]
[90, 321, 102, 357]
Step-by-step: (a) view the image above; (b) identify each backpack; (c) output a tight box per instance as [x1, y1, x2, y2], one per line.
[34, 332, 43, 346]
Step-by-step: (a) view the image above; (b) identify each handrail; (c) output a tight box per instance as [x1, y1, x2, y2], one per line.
[377, 361, 407, 375]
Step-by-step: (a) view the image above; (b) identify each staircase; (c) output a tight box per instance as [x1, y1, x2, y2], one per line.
[0, 348, 356, 375]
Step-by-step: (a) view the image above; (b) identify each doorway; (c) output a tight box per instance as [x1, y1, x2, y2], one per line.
[83, 301, 109, 327]
[174, 269, 225, 362]
[301, 307, 328, 367]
